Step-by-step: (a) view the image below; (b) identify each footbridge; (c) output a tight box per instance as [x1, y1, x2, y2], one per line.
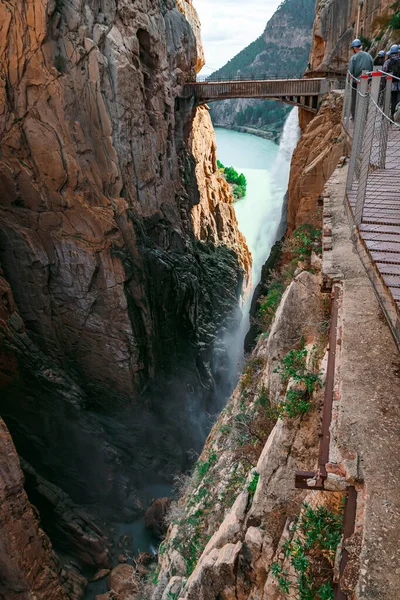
[182, 77, 335, 112]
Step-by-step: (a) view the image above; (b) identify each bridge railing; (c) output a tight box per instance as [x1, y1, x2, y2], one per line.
[196, 70, 346, 83]
[343, 70, 400, 347]
[183, 78, 329, 102]
[196, 74, 303, 83]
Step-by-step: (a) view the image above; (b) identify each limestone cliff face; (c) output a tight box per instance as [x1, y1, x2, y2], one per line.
[287, 93, 346, 232]
[310, 0, 395, 72]
[0, 0, 250, 587]
[0, 416, 68, 600]
[190, 106, 251, 281]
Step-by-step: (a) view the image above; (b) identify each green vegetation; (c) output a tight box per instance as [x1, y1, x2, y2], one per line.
[259, 281, 285, 330]
[271, 502, 344, 599]
[145, 564, 160, 585]
[165, 448, 219, 576]
[359, 35, 372, 51]
[247, 472, 260, 496]
[240, 356, 265, 391]
[389, 10, 400, 30]
[195, 451, 217, 483]
[258, 223, 321, 333]
[217, 160, 247, 199]
[283, 223, 321, 262]
[273, 341, 321, 418]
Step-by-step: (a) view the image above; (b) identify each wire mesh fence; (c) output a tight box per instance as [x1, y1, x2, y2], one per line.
[343, 71, 400, 348]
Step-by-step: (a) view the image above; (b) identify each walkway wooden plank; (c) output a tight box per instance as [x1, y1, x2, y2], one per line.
[382, 274, 400, 288]
[344, 114, 400, 338]
[363, 234, 400, 244]
[362, 218, 400, 226]
[375, 263, 400, 275]
[360, 224, 400, 235]
[366, 240, 400, 253]
[371, 251, 400, 264]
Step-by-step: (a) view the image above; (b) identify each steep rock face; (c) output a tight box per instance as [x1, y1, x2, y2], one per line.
[287, 93, 346, 232]
[176, 0, 205, 73]
[309, 0, 395, 72]
[190, 106, 250, 280]
[0, 416, 68, 600]
[152, 269, 327, 600]
[209, 0, 315, 139]
[0, 0, 250, 527]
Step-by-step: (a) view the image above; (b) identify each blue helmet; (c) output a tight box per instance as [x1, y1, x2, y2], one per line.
[389, 44, 399, 55]
[351, 39, 362, 48]
[378, 50, 386, 57]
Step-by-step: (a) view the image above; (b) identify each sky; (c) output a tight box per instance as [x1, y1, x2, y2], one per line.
[194, 0, 282, 74]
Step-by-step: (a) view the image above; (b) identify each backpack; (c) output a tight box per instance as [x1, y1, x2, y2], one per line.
[388, 57, 400, 79]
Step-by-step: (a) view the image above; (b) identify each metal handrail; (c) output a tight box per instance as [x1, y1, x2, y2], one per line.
[343, 72, 400, 349]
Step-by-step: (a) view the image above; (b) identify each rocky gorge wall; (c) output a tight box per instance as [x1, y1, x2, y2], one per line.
[310, 0, 396, 72]
[286, 93, 347, 233]
[0, 0, 251, 594]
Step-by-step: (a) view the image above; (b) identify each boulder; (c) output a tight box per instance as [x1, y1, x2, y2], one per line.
[92, 569, 111, 582]
[144, 497, 172, 538]
[108, 564, 139, 596]
[182, 541, 242, 600]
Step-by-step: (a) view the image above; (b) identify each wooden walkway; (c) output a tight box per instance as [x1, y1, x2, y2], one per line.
[182, 78, 331, 112]
[347, 126, 400, 331]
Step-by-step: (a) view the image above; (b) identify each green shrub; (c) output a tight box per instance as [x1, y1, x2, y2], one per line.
[217, 160, 247, 198]
[247, 472, 259, 496]
[359, 35, 372, 50]
[195, 451, 217, 482]
[259, 282, 285, 329]
[284, 224, 321, 262]
[389, 11, 400, 29]
[274, 342, 321, 418]
[271, 503, 343, 599]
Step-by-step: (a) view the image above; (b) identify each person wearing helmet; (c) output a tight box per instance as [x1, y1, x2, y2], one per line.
[349, 39, 373, 78]
[374, 50, 386, 68]
[383, 45, 400, 119]
[349, 39, 373, 117]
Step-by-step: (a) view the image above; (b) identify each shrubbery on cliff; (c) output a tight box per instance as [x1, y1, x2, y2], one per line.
[217, 160, 247, 199]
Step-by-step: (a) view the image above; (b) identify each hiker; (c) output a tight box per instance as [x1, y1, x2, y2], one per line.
[374, 50, 386, 68]
[383, 45, 400, 119]
[349, 39, 374, 118]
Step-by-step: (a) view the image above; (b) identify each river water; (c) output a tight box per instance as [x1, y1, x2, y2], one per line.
[216, 108, 300, 299]
[85, 110, 299, 598]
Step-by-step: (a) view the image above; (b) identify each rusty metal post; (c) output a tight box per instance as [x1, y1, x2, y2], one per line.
[295, 285, 340, 490]
[335, 486, 357, 600]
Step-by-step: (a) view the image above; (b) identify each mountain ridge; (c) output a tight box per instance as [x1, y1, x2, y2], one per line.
[209, 0, 316, 140]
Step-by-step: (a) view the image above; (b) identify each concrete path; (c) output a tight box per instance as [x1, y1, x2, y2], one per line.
[325, 165, 400, 599]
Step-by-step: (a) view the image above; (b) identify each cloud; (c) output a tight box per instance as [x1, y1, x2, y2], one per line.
[194, 0, 281, 73]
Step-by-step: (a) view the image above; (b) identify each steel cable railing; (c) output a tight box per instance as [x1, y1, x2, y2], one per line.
[342, 71, 400, 348]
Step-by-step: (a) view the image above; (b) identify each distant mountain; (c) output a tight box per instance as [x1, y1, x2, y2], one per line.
[209, 0, 315, 140]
